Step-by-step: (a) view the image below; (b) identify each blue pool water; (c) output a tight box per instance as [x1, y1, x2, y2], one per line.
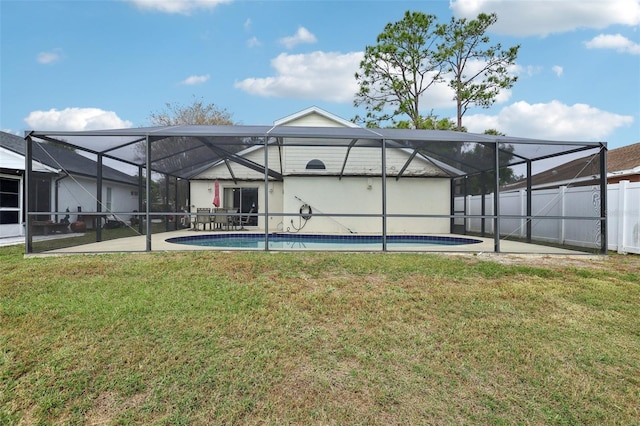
[166, 233, 482, 250]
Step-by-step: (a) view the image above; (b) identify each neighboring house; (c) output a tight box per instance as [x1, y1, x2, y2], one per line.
[607, 142, 640, 183]
[188, 107, 456, 234]
[505, 142, 640, 191]
[0, 131, 138, 238]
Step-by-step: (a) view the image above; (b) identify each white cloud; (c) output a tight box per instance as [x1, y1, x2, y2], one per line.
[585, 33, 640, 55]
[450, 0, 640, 36]
[126, 0, 231, 15]
[234, 51, 362, 102]
[247, 36, 261, 48]
[463, 100, 634, 140]
[37, 49, 63, 64]
[24, 108, 133, 131]
[180, 74, 210, 85]
[552, 65, 564, 77]
[244, 18, 252, 31]
[514, 64, 543, 77]
[279, 27, 317, 49]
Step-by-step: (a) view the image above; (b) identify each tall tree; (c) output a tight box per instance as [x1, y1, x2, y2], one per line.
[395, 112, 462, 131]
[149, 96, 234, 126]
[436, 13, 519, 131]
[353, 11, 444, 129]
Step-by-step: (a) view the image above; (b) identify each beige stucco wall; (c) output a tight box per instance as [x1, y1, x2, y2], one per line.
[191, 176, 449, 234]
[281, 176, 450, 234]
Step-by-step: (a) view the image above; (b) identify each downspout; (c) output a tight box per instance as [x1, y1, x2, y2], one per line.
[450, 179, 455, 233]
[138, 165, 144, 234]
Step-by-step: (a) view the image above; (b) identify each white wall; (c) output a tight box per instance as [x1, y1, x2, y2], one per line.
[57, 176, 139, 223]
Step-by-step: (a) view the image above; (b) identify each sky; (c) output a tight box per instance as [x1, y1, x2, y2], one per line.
[1, 0, 639, 149]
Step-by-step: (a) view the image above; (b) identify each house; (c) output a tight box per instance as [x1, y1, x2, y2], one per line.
[504, 141, 640, 191]
[607, 142, 640, 183]
[0, 131, 139, 238]
[188, 107, 455, 234]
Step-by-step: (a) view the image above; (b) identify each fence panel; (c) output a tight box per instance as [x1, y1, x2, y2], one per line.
[455, 181, 639, 253]
[608, 181, 640, 254]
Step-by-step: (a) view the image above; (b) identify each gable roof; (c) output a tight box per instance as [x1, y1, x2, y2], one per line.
[273, 106, 359, 128]
[0, 131, 137, 185]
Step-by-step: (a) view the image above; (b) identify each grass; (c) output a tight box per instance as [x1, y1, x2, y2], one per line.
[1, 245, 639, 425]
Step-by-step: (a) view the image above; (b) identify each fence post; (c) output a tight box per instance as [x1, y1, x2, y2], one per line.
[559, 186, 566, 244]
[519, 189, 526, 238]
[617, 180, 628, 254]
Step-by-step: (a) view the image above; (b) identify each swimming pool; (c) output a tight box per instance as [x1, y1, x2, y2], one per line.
[166, 233, 483, 250]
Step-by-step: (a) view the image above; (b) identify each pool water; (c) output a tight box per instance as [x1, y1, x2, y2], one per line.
[166, 233, 482, 250]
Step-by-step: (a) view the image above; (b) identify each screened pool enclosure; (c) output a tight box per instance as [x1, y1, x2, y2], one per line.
[24, 125, 607, 254]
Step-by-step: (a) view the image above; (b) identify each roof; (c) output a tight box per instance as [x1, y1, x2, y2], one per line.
[608, 142, 640, 173]
[504, 142, 638, 190]
[26, 125, 605, 181]
[1, 131, 137, 185]
[23, 109, 606, 181]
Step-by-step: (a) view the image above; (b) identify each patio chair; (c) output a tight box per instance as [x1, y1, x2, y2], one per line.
[237, 207, 255, 230]
[212, 208, 230, 230]
[195, 208, 211, 231]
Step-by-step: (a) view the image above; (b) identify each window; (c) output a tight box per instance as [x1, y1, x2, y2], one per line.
[0, 176, 21, 225]
[223, 186, 258, 226]
[306, 159, 326, 170]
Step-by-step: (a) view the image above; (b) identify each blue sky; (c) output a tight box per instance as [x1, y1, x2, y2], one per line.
[1, 0, 639, 149]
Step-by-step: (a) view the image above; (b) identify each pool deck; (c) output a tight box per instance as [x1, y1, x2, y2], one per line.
[30, 229, 598, 256]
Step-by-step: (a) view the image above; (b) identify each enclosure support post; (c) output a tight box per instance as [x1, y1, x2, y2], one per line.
[526, 160, 532, 242]
[25, 134, 33, 254]
[263, 135, 270, 250]
[599, 145, 608, 254]
[96, 154, 103, 242]
[480, 172, 487, 237]
[381, 138, 387, 251]
[145, 136, 152, 252]
[494, 143, 501, 253]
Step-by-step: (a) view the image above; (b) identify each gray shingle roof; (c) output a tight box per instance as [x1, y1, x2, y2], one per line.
[1, 131, 137, 185]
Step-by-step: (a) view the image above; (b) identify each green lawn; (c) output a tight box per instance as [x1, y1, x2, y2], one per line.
[1, 245, 638, 425]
